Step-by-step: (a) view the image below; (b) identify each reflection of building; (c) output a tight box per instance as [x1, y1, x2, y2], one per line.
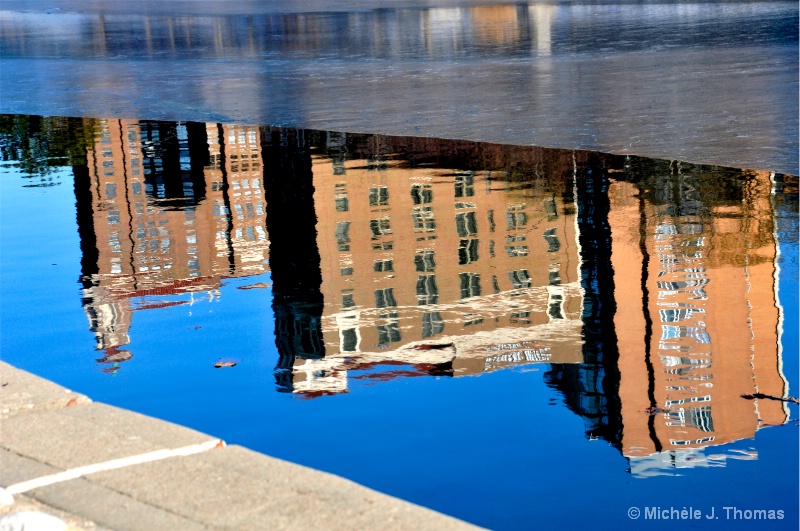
[544, 160, 624, 447]
[215, 123, 270, 275]
[0, 7, 555, 61]
[260, 129, 327, 393]
[611, 169, 789, 476]
[470, 6, 520, 45]
[74, 118, 791, 452]
[529, 4, 555, 56]
[78, 119, 269, 372]
[278, 132, 586, 395]
[547, 163, 789, 477]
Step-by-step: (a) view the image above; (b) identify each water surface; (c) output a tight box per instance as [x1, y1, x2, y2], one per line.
[0, 114, 797, 529]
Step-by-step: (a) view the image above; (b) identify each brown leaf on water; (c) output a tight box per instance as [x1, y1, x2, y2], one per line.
[214, 361, 237, 368]
[413, 342, 454, 350]
[237, 282, 271, 290]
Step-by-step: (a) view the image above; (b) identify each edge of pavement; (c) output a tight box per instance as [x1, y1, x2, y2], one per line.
[0, 360, 483, 530]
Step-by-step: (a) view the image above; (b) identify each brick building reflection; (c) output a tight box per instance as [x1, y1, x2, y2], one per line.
[74, 118, 790, 470]
[74, 125, 584, 391]
[268, 132, 587, 395]
[77, 119, 269, 373]
[546, 163, 790, 477]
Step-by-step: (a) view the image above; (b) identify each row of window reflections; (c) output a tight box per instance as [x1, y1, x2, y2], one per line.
[335, 218, 560, 260]
[337, 199, 551, 234]
[345, 270, 556, 304]
[351, 181, 558, 216]
[336, 179, 479, 213]
[345, 248, 560, 281]
[338, 229, 567, 341]
[339, 307, 547, 349]
[335, 182, 558, 229]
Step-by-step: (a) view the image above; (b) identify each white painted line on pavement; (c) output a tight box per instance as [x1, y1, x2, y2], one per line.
[5, 438, 225, 495]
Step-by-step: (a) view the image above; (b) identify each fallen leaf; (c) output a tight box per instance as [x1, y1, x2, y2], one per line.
[413, 342, 454, 350]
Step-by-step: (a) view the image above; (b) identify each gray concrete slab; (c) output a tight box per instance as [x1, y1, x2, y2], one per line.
[0, 448, 61, 486]
[0, 491, 108, 531]
[0, 360, 480, 529]
[28, 478, 209, 531]
[1, 450, 206, 530]
[0, 402, 219, 470]
[0, 362, 90, 419]
[89, 444, 475, 530]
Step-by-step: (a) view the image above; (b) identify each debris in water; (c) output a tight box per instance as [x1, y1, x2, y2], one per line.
[237, 282, 271, 290]
[413, 342, 454, 350]
[741, 393, 799, 404]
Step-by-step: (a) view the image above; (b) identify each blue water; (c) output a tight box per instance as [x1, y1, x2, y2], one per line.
[0, 117, 797, 529]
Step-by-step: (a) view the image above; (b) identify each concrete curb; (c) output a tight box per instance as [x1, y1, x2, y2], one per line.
[1, 361, 481, 530]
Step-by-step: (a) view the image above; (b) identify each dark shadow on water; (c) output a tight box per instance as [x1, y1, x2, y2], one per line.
[261, 129, 326, 391]
[544, 156, 624, 450]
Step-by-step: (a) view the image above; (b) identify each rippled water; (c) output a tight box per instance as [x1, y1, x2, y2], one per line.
[0, 114, 797, 529]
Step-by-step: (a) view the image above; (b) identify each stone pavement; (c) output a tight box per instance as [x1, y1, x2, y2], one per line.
[0, 361, 481, 530]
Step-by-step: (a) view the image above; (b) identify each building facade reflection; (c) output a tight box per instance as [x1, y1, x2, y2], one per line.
[67, 116, 790, 469]
[78, 119, 269, 373]
[284, 133, 587, 395]
[612, 165, 789, 476]
[547, 161, 790, 477]
[74, 121, 589, 383]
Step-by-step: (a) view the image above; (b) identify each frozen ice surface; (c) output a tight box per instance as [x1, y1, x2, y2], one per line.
[1, 0, 797, 173]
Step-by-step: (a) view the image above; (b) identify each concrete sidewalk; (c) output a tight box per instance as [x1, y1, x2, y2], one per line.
[0, 361, 480, 530]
